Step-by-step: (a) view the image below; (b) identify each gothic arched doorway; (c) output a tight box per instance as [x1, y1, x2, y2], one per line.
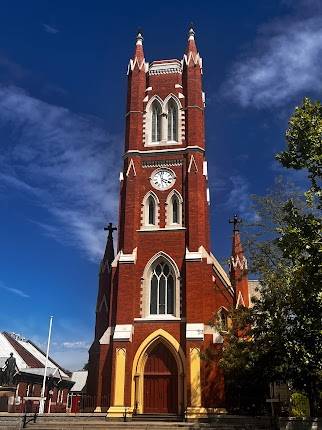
[143, 342, 178, 413]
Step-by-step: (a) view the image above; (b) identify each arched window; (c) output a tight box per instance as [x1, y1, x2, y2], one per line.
[167, 100, 178, 142]
[150, 261, 175, 315]
[218, 308, 229, 331]
[148, 196, 155, 225]
[142, 192, 159, 229]
[172, 194, 179, 224]
[151, 101, 161, 142]
[165, 190, 183, 227]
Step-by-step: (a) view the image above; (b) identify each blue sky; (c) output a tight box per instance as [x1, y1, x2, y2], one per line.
[0, 0, 321, 370]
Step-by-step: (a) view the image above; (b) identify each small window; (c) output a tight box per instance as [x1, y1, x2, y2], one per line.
[219, 308, 229, 331]
[172, 195, 179, 224]
[167, 100, 178, 142]
[148, 197, 155, 225]
[152, 102, 161, 142]
[150, 261, 175, 315]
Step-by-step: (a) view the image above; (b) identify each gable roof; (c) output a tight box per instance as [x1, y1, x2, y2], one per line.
[0, 332, 69, 377]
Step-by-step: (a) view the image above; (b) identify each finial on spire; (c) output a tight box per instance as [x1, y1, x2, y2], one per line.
[136, 29, 143, 46]
[229, 214, 242, 232]
[188, 23, 195, 41]
[185, 23, 198, 56]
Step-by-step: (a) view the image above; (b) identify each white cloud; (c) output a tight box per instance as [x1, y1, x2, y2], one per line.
[0, 85, 121, 261]
[42, 24, 59, 34]
[62, 341, 89, 349]
[224, 16, 322, 107]
[225, 175, 260, 223]
[0, 280, 30, 298]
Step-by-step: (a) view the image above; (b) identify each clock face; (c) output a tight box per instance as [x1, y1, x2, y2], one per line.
[151, 169, 175, 190]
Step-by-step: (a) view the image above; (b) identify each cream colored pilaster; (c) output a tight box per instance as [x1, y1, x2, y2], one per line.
[107, 347, 132, 418]
[114, 347, 126, 405]
[189, 347, 201, 407]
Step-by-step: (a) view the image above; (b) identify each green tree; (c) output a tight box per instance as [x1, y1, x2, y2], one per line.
[218, 98, 322, 417]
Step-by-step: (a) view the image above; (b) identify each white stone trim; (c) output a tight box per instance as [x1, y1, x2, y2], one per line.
[124, 145, 205, 157]
[213, 332, 224, 344]
[206, 187, 210, 205]
[148, 60, 182, 75]
[99, 327, 111, 345]
[119, 172, 124, 181]
[186, 323, 204, 340]
[134, 316, 181, 322]
[97, 295, 108, 313]
[113, 324, 133, 342]
[127, 58, 147, 74]
[236, 291, 246, 308]
[138, 227, 186, 232]
[126, 158, 136, 177]
[229, 255, 248, 271]
[188, 154, 198, 173]
[119, 248, 137, 264]
[203, 161, 208, 177]
[185, 248, 203, 262]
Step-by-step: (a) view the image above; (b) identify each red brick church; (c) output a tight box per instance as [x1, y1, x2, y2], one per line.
[87, 28, 251, 419]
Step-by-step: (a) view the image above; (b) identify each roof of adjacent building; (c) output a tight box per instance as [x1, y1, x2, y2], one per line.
[0, 331, 70, 377]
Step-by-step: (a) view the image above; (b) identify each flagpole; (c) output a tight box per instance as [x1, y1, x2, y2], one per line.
[39, 316, 53, 414]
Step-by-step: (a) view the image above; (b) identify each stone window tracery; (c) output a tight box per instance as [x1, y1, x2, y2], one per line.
[150, 261, 175, 315]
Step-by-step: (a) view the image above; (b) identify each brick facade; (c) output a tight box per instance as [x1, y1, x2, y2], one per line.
[87, 28, 249, 418]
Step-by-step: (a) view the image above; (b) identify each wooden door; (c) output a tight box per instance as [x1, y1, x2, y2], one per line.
[143, 342, 178, 414]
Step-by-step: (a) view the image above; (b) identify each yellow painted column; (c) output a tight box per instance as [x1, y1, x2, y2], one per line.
[107, 347, 128, 418]
[189, 347, 201, 407]
[114, 348, 126, 405]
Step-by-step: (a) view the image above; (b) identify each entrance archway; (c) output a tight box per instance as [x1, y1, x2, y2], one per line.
[131, 329, 186, 415]
[144, 342, 178, 413]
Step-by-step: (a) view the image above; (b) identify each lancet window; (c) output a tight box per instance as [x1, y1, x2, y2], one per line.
[150, 261, 175, 315]
[165, 190, 183, 227]
[151, 101, 162, 143]
[145, 96, 182, 146]
[148, 196, 155, 225]
[142, 192, 159, 229]
[167, 99, 178, 142]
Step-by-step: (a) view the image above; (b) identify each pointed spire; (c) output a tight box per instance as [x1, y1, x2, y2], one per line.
[186, 24, 198, 55]
[102, 223, 117, 270]
[133, 30, 145, 63]
[229, 215, 249, 308]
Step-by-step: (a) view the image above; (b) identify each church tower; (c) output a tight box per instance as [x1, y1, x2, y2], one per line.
[87, 29, 245, 419]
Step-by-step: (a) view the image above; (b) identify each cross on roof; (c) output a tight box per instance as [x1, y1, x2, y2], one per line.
[229, 214, 242, 232]
[104, 222, 117, 239]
